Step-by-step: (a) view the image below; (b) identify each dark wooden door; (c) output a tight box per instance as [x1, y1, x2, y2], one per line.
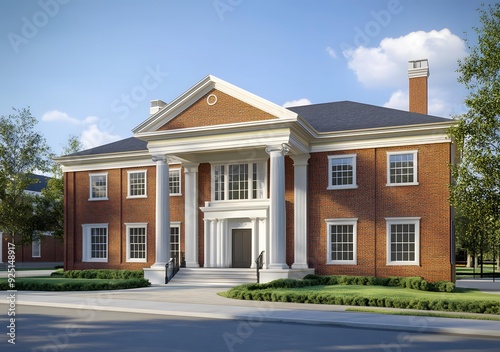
[232, 229, 251, 268]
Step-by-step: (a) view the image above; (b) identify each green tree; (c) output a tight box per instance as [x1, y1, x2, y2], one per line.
[32, 135, 83, 241]
[0, 107, 52, 245]
[449, 3, 500, 267]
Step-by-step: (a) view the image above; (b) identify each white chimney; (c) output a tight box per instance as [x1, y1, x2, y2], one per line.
[150, 99, 167, 115]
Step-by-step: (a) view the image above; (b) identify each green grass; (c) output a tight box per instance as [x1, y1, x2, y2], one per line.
[265, 285, 500, 303]
[222, 282, 500, 314]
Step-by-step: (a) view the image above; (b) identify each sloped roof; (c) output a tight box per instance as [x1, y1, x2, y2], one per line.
[64, 101, 451, 156]
[26, 174, 51, 193]
[65, 137, 148, 157]
[288, 101, 450, 132]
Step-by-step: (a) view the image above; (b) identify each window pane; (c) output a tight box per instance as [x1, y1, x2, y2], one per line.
[329, 224, 354, 262]
[389, 222, 416, 262]
[330, 157, 354, 186]
[170, 227, 180, 264]
[169, 170, 180, 194]
[129, 227, 146, 259]
[129, 172, 146, 196]
[91, 227, 107, 259]
[91, 175, 107, 198]
[389, 154, 415, 184]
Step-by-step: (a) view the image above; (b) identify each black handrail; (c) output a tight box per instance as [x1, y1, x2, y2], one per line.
[255, 250, 265, 283]
[165, 257, 180, 284]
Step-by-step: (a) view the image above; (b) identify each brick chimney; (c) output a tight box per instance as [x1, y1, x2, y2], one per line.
[408, 59, 429, 115]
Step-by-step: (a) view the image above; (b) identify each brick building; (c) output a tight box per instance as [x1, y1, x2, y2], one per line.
[0, 174, 64, 268]
[56, 60, 456, 284]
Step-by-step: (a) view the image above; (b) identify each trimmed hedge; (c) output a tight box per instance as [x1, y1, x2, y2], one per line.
[244, 275, 455, 293]
[54, 269, 145, 280]
[0, 278, 150, 291]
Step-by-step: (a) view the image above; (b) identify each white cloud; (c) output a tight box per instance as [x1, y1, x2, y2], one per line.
[80, 124, 121, 149]
[344, 28, 468, 117]
[42, 110, 98, 125]
[283, 98, 312, 108]
[325, 46, 337, 59]
[383, 90, 407, 111]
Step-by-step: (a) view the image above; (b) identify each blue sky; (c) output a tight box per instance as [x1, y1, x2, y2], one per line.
[0, 0, 492, 155]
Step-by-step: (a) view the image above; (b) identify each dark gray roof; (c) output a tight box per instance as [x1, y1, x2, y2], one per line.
[66, 101, 450, 157]
[65, 137, 147, 157]
[26, 174, 50, 193]
[287, 101, 450, 132]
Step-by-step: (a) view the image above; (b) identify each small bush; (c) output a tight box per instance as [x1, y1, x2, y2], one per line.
[0, 278, 150, 291]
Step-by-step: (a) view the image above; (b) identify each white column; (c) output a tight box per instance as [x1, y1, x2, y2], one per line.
[203, 218, 209, 268]
[291, 154, 310, 269]
[265, 144, 289, 269]
[217, 219, 223, 267]
[210, 219, 217, 267]
[184, 164, 199, 268]
[250, 218, 259, 269]
[151, 155, 170, 267]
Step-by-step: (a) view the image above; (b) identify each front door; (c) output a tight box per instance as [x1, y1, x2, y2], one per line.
[232, 229, 251, 268]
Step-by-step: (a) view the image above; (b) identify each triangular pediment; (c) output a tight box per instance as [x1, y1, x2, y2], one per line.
[157, 88, 277, 131]
[132, 75, 298, 134]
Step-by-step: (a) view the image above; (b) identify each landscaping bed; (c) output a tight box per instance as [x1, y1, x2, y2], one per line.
[221, 275, 500, 315]
[0, 269, 150, 291]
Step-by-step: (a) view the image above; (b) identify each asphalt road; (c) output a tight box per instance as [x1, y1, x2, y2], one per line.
[2, 304, 499, 352]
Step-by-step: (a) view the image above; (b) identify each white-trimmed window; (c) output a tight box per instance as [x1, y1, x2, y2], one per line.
[89, 173, 108, 200]
[326, 219, 358, 265]
[170, 222, 181, 265]
[32, 238, 41, 258]
[126, 223, 147, 262]
[386, 217, 420, 265]
[82, 224, 108, 262]
[212, 162, 266, 201]
[328, 154, 357, 190]
[169, 169, 182, 196]
[387, 151, 418, 186]
[128, 170, 147, 198]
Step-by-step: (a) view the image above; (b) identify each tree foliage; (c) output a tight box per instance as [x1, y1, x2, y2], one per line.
[0, 107, 52, 245]
[449, 3, 500, 260]
[33, 135, 82, 241]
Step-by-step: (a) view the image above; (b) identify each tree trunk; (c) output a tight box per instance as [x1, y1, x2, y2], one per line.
[467, 253, 472, 268]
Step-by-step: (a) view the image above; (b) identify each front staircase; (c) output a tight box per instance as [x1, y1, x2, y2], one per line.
[169, 268, 257, 286]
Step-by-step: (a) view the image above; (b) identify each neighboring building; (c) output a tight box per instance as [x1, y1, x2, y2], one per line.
[56, 60, 456, 284]
[0, 174, 64, 268]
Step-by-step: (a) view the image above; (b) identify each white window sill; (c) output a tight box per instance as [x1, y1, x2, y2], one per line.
[83, 258, 108, 263]
[126, 195, 147, 199]
[327, 261, 357, 265]
[88, 198, 109, 201]
[327, 185, 358, 190]
[170, 193, 182, 197]
[386, 262, 420, 266]
[386, 182, 419, 187]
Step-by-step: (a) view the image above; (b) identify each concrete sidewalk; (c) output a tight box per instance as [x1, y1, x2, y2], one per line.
[11, 278, 500, 339]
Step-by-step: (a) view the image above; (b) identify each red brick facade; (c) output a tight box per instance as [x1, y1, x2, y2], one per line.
[60, 75, 454, 282]
[63, 143, 453, 282]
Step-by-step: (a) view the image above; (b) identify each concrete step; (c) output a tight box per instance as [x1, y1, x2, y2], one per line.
[170, 268, 258, 286]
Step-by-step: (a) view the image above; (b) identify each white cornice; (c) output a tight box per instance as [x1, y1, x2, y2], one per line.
[310, 122, 453, 152]
[132, 75, 298, 134]
[55, 151, 156, 173]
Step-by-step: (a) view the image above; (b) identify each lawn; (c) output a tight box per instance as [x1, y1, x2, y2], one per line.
[260, 284, 500, 303]
[222, 282, 500, 315]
